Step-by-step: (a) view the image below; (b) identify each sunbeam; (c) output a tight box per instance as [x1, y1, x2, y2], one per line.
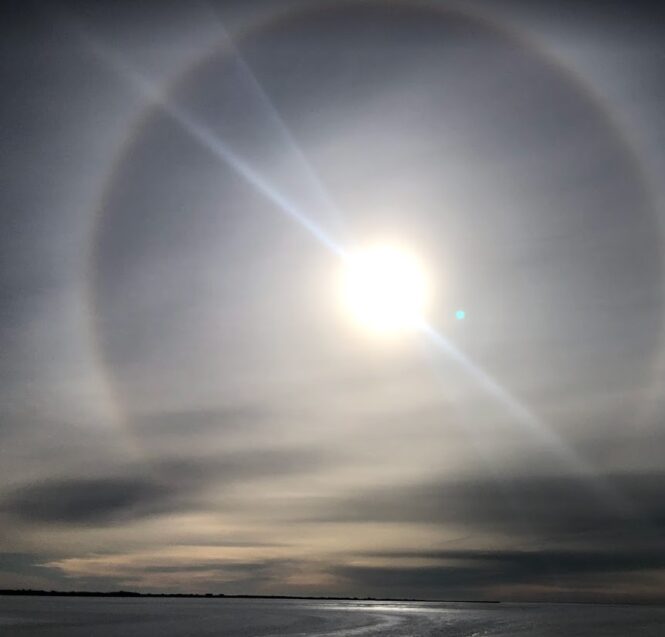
[206, 6, 347, 239]
[416, 319, 637, 515]
[78, 22, 618, 499]
[79, 30, 347, 259]
[4, 0, 665, 612]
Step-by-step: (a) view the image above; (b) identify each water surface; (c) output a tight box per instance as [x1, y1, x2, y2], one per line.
[1, 596, 664, 636]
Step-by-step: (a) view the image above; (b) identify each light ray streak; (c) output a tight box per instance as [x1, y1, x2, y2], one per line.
[72, 12, 633, 513]
[418, 319, 586, 464]
[80, 33, 347, 259]
[206, 7, 347, 237]
[86, 26, 605, 486]
[416, 318, 637, 512]
[421, 344, 542, 537]
[419, 321, 549, 434]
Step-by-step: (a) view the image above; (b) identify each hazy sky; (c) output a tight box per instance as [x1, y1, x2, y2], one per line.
[2, 0, 665, 603]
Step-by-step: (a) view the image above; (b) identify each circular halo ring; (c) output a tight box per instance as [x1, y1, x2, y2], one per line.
[84, 0, 664, 456]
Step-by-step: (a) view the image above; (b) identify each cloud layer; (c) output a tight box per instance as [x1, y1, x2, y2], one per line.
[1, 0, 664, 602]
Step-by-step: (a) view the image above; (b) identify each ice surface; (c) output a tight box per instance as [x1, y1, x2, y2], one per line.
[1, 596, 664, 636]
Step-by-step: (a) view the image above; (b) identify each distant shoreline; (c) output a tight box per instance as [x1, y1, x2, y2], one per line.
[2, 590, 664, 606]
[0, 589, 498, 604]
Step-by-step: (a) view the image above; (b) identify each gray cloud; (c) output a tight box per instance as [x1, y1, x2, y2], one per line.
[2, 445, 331, 526]
[359, 547, 665, 579]
[300, 472, 665, 544]
[334, 551, 665, 602]
[2, 477, 173, 525]
[152, 447, 333, 491]
[2, 0, 665, 602]
[335, 545, 665, 601]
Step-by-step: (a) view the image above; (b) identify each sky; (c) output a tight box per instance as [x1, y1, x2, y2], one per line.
[1, 0, 665, 603]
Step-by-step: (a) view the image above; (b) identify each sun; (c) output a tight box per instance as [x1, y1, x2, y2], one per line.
[340, 243, 429, 334]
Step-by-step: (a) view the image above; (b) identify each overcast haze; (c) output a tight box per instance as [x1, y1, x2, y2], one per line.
[1, 0, 665, 603]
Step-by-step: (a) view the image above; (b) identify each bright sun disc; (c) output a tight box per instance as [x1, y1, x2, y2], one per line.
[340, 244, 429, 334]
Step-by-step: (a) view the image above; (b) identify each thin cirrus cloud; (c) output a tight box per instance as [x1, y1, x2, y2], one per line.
[1, 0, 664, 602]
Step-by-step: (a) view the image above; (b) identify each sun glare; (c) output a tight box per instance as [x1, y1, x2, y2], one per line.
[340, 243, 429, 334]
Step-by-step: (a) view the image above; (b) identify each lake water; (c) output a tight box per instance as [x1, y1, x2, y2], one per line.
[1, 596, 663, 636]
